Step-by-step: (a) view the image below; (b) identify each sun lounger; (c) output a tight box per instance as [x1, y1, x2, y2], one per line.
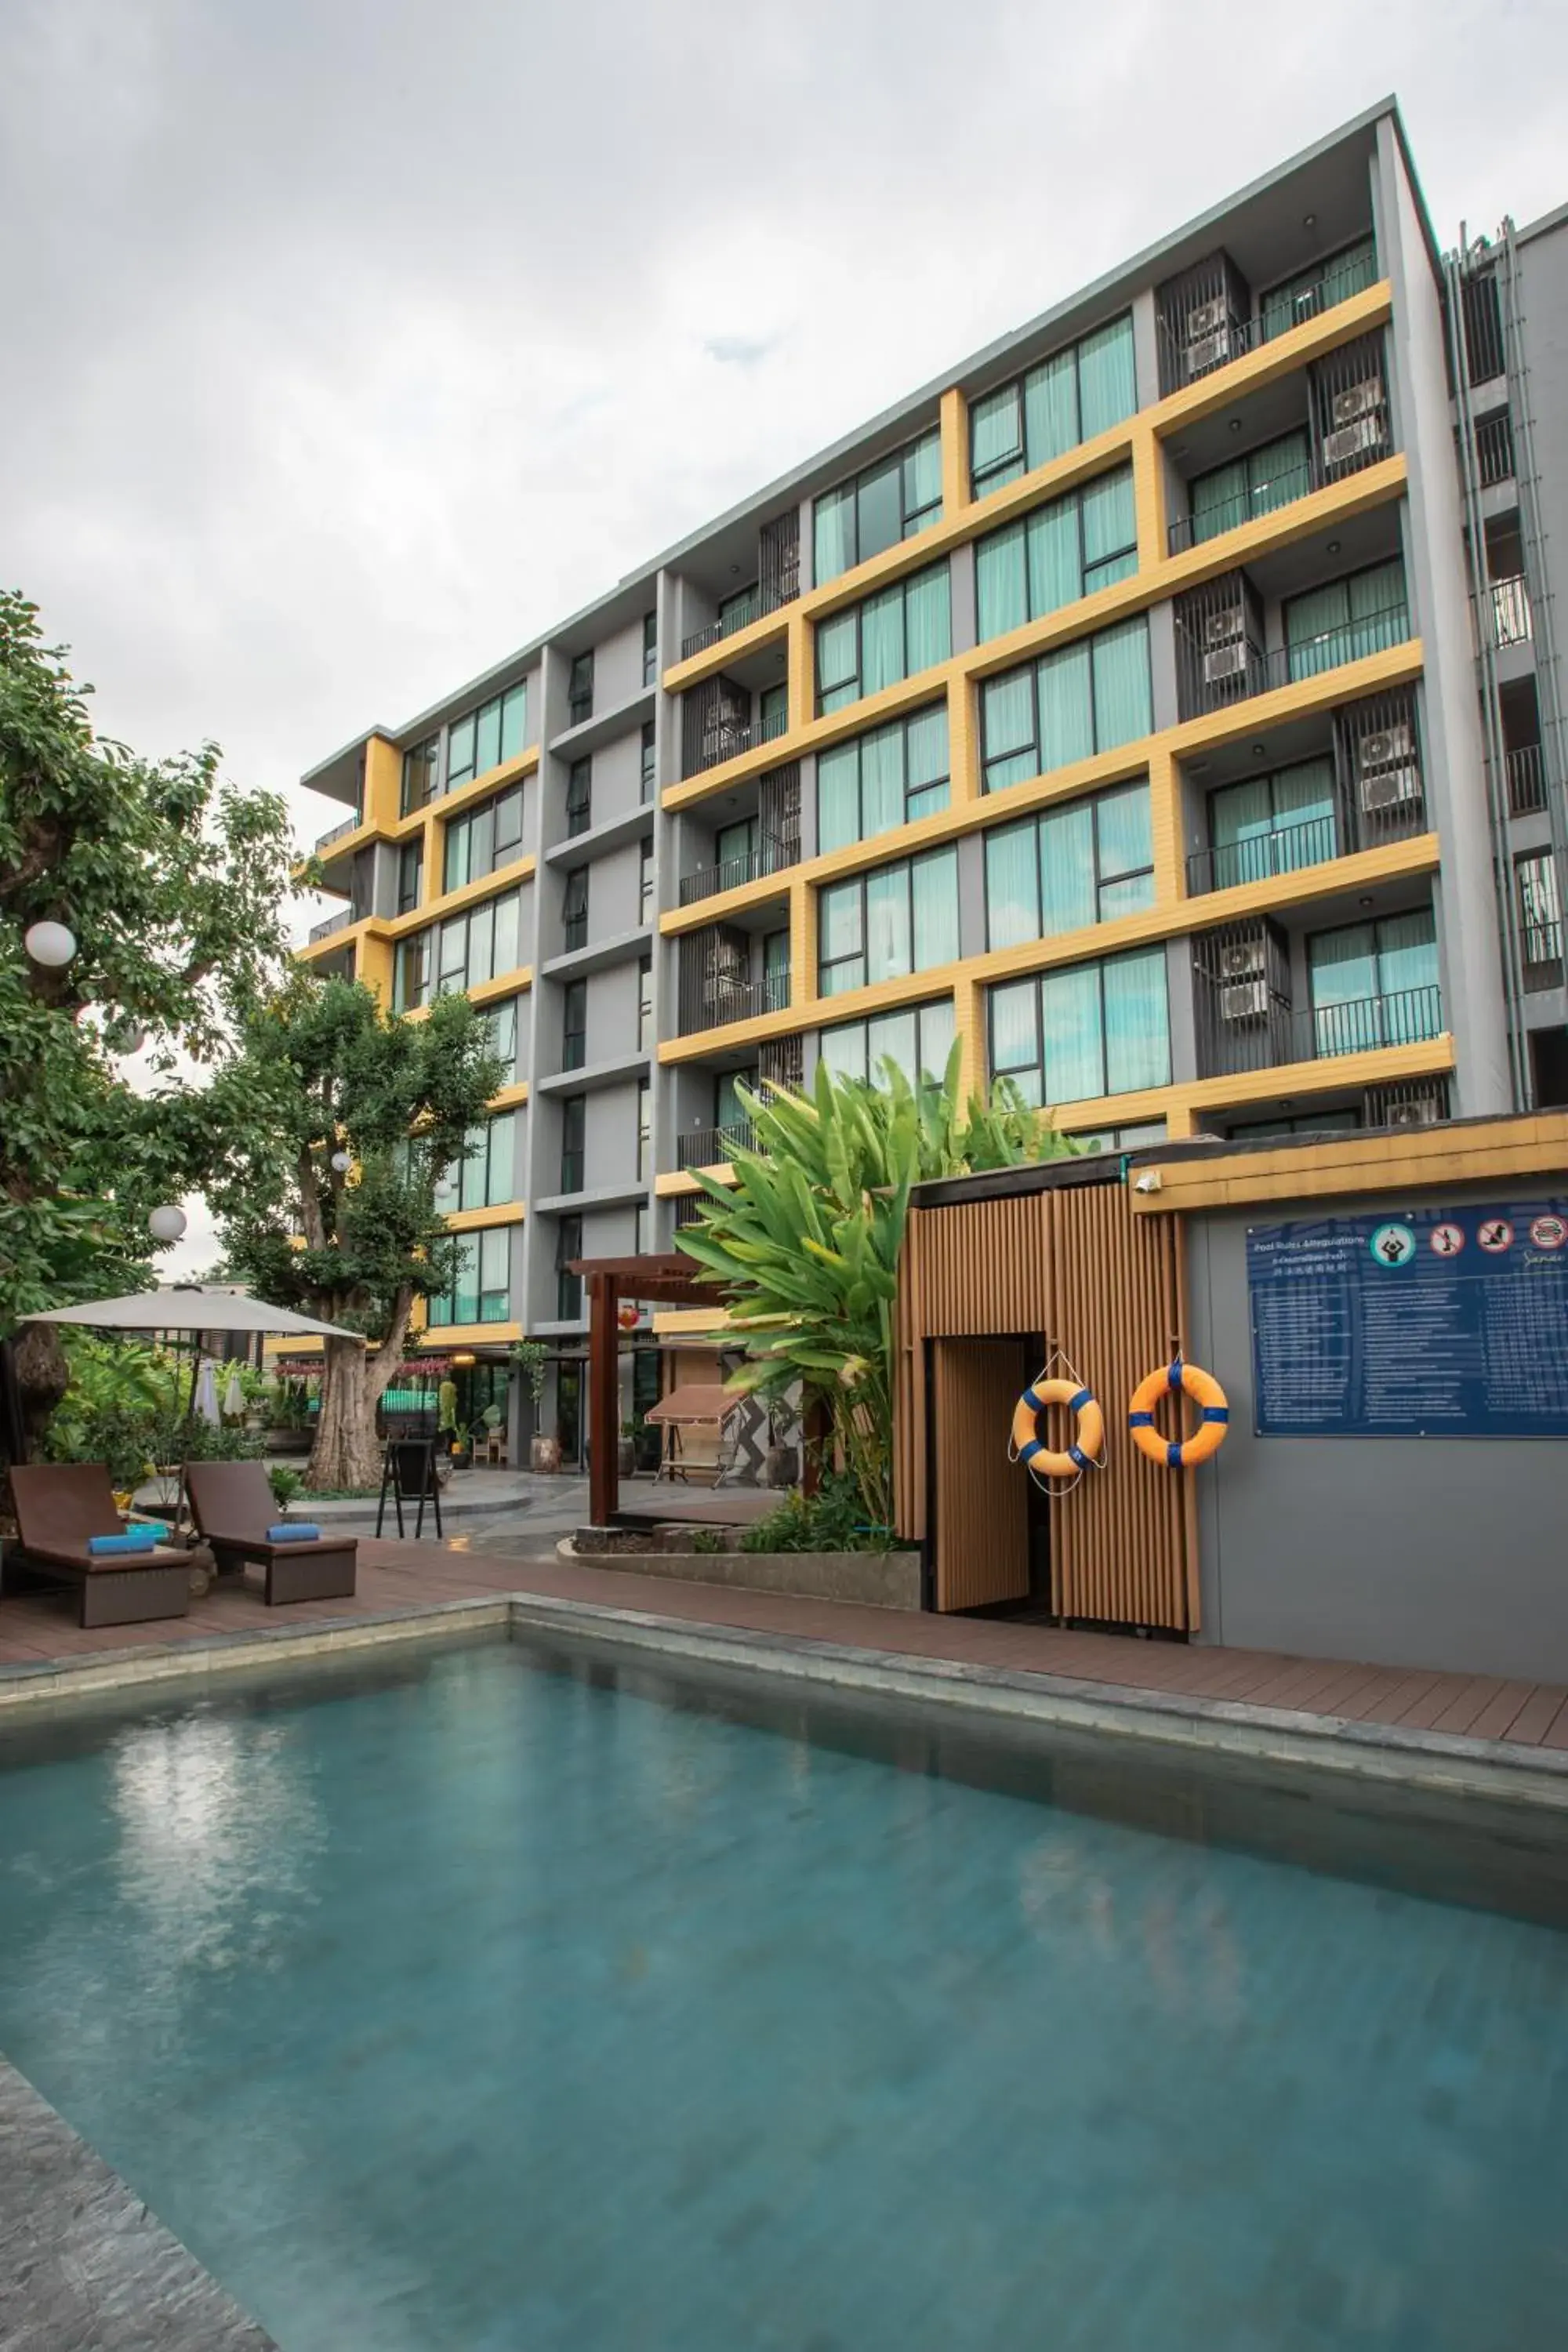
[5, 1464, 193, 1628]
[185, 1461, 357, 1606]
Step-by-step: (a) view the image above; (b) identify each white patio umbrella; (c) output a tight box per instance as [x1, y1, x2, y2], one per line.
[222, 1367, 248, 1419]
[193, 1359, 220, 1425]
[20, 1287, 366, 1342]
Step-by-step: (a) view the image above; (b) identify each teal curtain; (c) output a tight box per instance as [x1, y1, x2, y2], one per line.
[1024, 348, 1080, 468]
[1375, 907, 1439, 1004]
[976, 524, 1029, 643]
[1271, 757, 1338, 869]
[865, 863, 909, 983]
[491, 891, 520, 979]
[445, 816, 474, 895]
[904, 564, 951, 674]
[1349, 559, 1407, 655]
[816, 608, 859, 710]
[1102, 949, 1170, 1094]
[1040, 964, 1104, 1102]
[1284, 578, 1348, 681]
[855, 459, 903, 567]
[1250, 430, 1312, 518]
[981, 669, 1037, 793]
[1096, 780, 1152, 884]
[815, 740, 860, 853]
[474, 699, 502, 778]
[1076, 315, 1137, 440]
[866, 1009, 916, 1089]
[912, 847, 959, 969]
[1260, 237, 1378, 342]
[989, 978, 1040, 1085]
[918, 997, 956, 1079]
[1036, 641, 1094, 772]
[1026, 496, 1083, 617]
[814, 486, 856, 587]
[906, 705, 949, 800]
[1190, 457, 1249, 545]
[499, 684, 528, 764]
[1091, 618, 1152, 750]
[820, 1022, 867, 1083]
[479, 1228, 510, 1319]
[904, 432, 943, 532]
[861, 583, 906, 697]
[985, 821, 1040, 948]
[488, 1112, 516, 1207]
[818, 880, 863, 993]
[860, 720, 904, 839]
[1080, 467, 1136, 578]
[971, 384, 1023, 488]
[1210, 776, 1278, 887]
[1037, 803, 1096, 935]
[1308, 921, 1377, 1054]
[716, 816, 757, 874]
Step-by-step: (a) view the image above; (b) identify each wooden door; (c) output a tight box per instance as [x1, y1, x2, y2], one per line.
[932, 1339, 1030, 1612]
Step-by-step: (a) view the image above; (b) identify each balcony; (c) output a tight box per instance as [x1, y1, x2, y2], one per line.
[1156, 241, 1379, 397]
[679, 832, 793, 909]
[314, 812, 361, 855]
[682, 585, 796, 662]
[1168, 449, 1315, 555]
[1176, 595, 1410, 724]
[1196, 983, 1443, 1081]
[677, 1120, 757, 1168]
[679, 509, 801, 660]
[677, 923, 792, 1034]
[1475, 411, 1515, 488]
[308, 908, 354, 944]
[1506, 742, 1547, 816]
[1523, 919, 1564, 989]
[1490, 575, 1532, 648]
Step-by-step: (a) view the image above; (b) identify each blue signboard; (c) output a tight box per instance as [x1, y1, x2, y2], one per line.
[1247, 1203, 1568, 1438]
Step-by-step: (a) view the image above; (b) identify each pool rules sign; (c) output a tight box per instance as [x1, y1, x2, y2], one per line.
[1247, 1203, 1568, 1438]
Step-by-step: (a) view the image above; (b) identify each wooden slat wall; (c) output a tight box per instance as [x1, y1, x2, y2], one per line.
[895, 1185, 1196, 1629]
[932, 1340, 1031, 1611]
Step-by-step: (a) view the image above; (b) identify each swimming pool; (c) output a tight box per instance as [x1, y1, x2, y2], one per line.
[2, 1630, 1566, 2350]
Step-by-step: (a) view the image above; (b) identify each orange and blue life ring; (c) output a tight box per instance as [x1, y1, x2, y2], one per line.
[1128, 1358, 1229, 1468]
[1011, 1375, 1105, 1483]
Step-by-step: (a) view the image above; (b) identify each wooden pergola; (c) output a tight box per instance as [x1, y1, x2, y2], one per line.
[568, 1254, 717, 1525]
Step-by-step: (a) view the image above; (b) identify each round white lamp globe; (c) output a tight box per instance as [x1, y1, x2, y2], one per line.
[24, 920, 77, 968]
[331, 1150, 353, 1173]
[148, 1204, 188, 1243]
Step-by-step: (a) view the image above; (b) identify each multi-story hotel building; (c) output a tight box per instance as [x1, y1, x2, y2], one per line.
[295, 97, 1568, 1461]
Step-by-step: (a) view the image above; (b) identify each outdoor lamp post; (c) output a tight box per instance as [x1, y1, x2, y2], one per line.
[23, 920, 77, 968]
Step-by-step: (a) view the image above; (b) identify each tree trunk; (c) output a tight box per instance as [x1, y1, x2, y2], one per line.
[307, 1337, 387, 1492]
[13, 1323, 69, 1461]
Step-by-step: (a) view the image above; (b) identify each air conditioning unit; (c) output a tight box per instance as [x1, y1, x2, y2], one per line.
[1204, 608, 1243, 648]
[1385, 1094, 1442, 1127]
[1322, 415, 1386, 467]
[1186, 296, 1230, 339]
[1203, 640, 1249, 684]
[1359, 723, 1415, 770]
[1221, 979, 1270, 1022]
[1359, 765, 1423, 811]
[1220, 939, 1265, 981]
[1186, 328, 1234, 377]
[1332, 379, 1384, 426]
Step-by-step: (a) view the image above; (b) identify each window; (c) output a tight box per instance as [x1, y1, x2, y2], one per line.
[445, 1111, 517, 1212]
[1284, 560, 1407, 683]
[818, 845, 960, 996]
[815, 563, 951, 715]
[1188, 430, 1312, 546]
[562, 978, 587, 1070]
[393, 890, 523, 1010]
[979, 616, 1152, 793]
[1518, 851, 1564, 979]
[1308, 908, 1440, 1053]
[429, 1227, 510, 1327]
[560, 1095, 585, 1193]
[566, 759, 592, 838]
[397, 839, 423, 915]
[641, 720, 656, 803]
[714, 1069, 756, 1138]
[401, 736, 439, 816]
[556, 1214, 583, 1320]
[970, 316, 1137, 497]
[637, 954, 653, 1051]
[763, 929, 791, 1010]
[814, 428, 943, 586]
[642, 612, 658, 688]
[483, 996, 520, 1074]
[760, 683, 789, 742]
[1259, 236, 1377, 343]
[443, 785, 524, 895]
[448, 681, 528, 796]
[568, 653, 593, 728]
[817, 704, 949, 854]
[563, 869, 588, 953]
[1068, 1120, 1170, 1153]
[989, 948, 1170, 1106]
[639, 837, 655, 925]
[985, 782, 1154, 948]
[634, 1201, 649, 1258]
[637, 1079, 652, 1181]
[1208, 757, 1338, 888]
[975, 467, 1138, 641]
[819, 997, 956, 1088]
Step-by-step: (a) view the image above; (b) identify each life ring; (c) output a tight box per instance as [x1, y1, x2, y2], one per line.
[1011, 1376, 1105, 1482]
[1128, 1358, 1229, 1468]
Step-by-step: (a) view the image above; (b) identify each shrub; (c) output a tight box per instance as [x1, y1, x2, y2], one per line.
[737, 1473, 890, 1555]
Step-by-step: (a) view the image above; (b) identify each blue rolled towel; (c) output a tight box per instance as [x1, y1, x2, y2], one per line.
[87, 1529, 159, 1556]
[267, 1523, 321, 1543]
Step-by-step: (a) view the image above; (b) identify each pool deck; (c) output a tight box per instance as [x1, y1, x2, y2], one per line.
[4, 1536, 1568, 1764]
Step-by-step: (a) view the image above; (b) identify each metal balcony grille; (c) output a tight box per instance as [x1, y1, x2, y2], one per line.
[1174, 576, 1410, 723]
[1461, 270, 1507, 387]
[314, 813, 361, 855]
[1506, 742, 1547, 815]
[677, 1121, 757, 1168]
[308, 908, 354, 942]
[1187, 814, 1341, 896]
[681, 511, 801, 658]
[678, 833, 793, 908]
[1475, 410, 1516, 487]
[1490, 575, 1532, 648]
[1196, 979, 1443, 1081]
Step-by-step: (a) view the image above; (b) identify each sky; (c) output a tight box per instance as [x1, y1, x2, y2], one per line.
[4, 0, 1566, 1273]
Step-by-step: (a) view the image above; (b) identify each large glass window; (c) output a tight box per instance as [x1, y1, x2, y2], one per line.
[448, 681, 528, 796]
[556, 1215, 583, 1320]
[1284, 560, 1408, 683]
[814, 429, 943, 586]
[1208, 757, 1338, 888]
[975, 467, 1138, 641]
[816, 704, 949, 854]
[760, 682, 789, 742]
[565, 759, 592, 838]
[563, 869, 588, 953]
[641, 720, 655, 803]
[818, 996, 956, 1088]
[397, 838, 423, 914]
[1260, 237, 1378, 343]
[1308, 908, 1439, 1054]
[763, 929, 791, 1011]
[393, 889, 523, 1011]
[428, 1227, 510, 1327]
[637, 1079, 652, 1181]
[970, 316, 1138, 498]
[642, 612, 658, 688]
[1518, 850, 1564, 977]
[989, 949, 1169, 1105]
[483, 996, 520, 1074]
[560, 1095, 585, 1193]
[443, 784, 524, 895]
[639, 837, 655, 925]
[562, 978, 587, 1070]
[445, 1111, 517, 1212]
[815, 564, 951, 715]
[401, 736, 439, 817]
[980, 616, 1152, 793]
[818, 846, 960, 997]
[1188, 430, 1313, 546]
[638, 954, 653, 1051]
[568, 654, 593, 728]
[985, 782, 1154, 947]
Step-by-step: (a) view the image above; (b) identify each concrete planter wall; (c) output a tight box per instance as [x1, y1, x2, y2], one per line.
[572, 1541, 923, 1611]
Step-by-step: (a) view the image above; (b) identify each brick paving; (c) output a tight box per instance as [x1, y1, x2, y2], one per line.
[2, 1536, 1566, 1752]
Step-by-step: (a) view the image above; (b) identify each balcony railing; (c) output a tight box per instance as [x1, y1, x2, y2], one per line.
[1178, 604, 1410, 722]
[1169, 458, 1318, 556]
[1160, 247, 1381, 394]
[1522, 921, 1564, 985]
[307, 908, 354, 943]
[1186, 789, 1428, 897]
[314, 813, 361, 855]
[1491, 575, 1532, 648]
[1475, 412, 1515, 488]
[1197, 983, 1443, 1080]
[1506, 742, 1547, 815]
[682, 583, 800, 662]
[678, 833, 793, 908]
[682, 967, 790, 1034]
[677, 1120, 757, 1168]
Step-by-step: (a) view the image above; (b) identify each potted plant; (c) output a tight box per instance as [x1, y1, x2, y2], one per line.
[510, 1341, 556, 1473]
[618, 1418, 637, 1478]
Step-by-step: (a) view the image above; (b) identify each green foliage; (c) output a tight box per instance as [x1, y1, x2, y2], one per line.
[678, 1046, 1074, 1526]
[267, 1464, 307, 1513]
[509, 1341, 548, 1403]
[40, 1335, 256, 1489]
[688, 1528, 728, 1555]
[0, 589, 296, 1327]
[736, 1474, 888, 1555]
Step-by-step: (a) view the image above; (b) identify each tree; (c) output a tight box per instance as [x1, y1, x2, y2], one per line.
[0, 590, 296, 1446]
[676, 1049, 1075, 1529]
[208, 975, 506, 1490]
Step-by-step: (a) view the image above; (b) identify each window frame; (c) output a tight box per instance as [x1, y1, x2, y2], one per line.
[565, 758, 592, 838]
[816, 844, 960, 998]
[401, 736, 439, 817]
[983, 780, 1156, 949]
[978, 616, 1152, 794]
[568, 652, 593, 728]
[812, 426, 944, 586]
[815, 561, 952, 717]
[640, 720, 656, 803]
[560, 1094, 586, 1195]
[637, 953, 653, 1051]
[639, 837, 655, 925]
[397, 838, 423, 915]
[393, 887, 523, 1011]
[815, 702, 951, 854]
[969, 314, 1138, 498]
[818, 996, 956, 1089]
[446, 681, 528, 797]
[975, 465, 1138, 643]
[636, 1078, 652, 1181]
[561, 978, 587, 1071]
[562, 868, 589, 953]
[449, 1109, 517, 1213]
[441, 783, 524, 896]
[987, 947, 1171, 1106]
[642, 612, 659, 688]
[428, 1225, 511, 1328]
[555, 1214, 583, 1320]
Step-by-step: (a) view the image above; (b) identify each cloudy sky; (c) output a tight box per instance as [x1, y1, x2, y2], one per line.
[4, 0, 1565, 1269]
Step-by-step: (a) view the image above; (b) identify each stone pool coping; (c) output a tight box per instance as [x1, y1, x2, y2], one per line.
[2, 1587, 1567, 1813]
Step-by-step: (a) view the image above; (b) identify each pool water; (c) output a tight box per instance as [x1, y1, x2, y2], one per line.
[2, 1633, 1566, 2351]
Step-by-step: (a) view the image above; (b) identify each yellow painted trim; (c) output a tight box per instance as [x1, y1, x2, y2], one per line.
[662, 605, 791, 695]
[419, 1320, 523, 1346]
[443, 1203, 526, 1233]
[652, 1305, 732, 1336]
[1132, 1107, 1567, 1214]
[383, 855, 536, 938]
[939, 385, 968, 522]
[490, 1079, 530, 1111]
[1152, 281, 1393, 437]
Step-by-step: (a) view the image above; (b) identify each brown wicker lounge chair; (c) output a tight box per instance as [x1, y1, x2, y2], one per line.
[5, 1464, 193, 1628]
[185, 1461, 357, 1606]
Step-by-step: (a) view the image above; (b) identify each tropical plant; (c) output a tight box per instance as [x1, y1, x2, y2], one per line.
[736, 1473, 886, 1555]
[677, 1047, 1075, 1530]
[41, 1336, 185, 1491]
[509, 1341, 548, 1404]
[267, 1463, 307, 1514]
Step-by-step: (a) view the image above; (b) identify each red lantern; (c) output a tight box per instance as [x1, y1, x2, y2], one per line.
[617, 1301, 640, 1332]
